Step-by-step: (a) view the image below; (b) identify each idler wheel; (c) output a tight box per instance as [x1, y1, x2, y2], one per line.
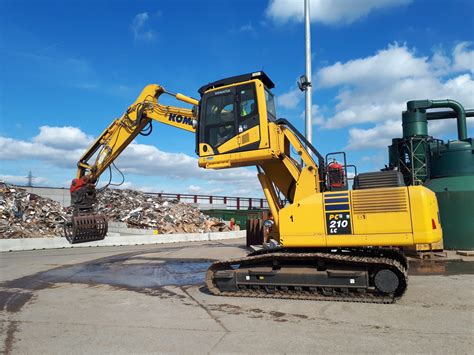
[374, 269, 399, 294]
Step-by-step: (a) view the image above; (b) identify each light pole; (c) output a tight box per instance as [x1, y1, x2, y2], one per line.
[297, 0, 313, 148]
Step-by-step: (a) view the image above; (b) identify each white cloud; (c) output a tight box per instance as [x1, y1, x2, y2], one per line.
[234, 23, 255, 33]
[452, 42, 474, 73]
[187, 185, 202, 194]
[0, 174, 49, 186]
[33, 126, 93, 149]
[131, 12, 156, 41]
[277, 88, 302, 109]
[299, 104, 325, 125]
[313, 42, 474, 150]
[347, 120, 401, 150]
[0, 136, 83, 168]
[0, 126, 263, 196]
[317, 43, 429, 88]
[266, 0, 412, 25]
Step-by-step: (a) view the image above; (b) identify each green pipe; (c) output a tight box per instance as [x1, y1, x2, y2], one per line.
[426, 109, 474, 120]
[407, 99, 468, 140]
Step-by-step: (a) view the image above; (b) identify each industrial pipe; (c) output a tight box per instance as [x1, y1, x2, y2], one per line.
[406, 99, 468, 140]
[426, 109, 474, 120]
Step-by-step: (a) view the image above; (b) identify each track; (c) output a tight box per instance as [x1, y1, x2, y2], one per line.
[205, 247, 408, 304]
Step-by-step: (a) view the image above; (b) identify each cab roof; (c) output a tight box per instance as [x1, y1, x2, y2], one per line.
[198, 71, 275, 95]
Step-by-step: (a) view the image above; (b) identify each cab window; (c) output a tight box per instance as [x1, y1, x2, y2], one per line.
[265, 89, 276, 119]
[239, 89, 256, 118]
[203, 94, 235, 148]
[238, 85, 258, 134]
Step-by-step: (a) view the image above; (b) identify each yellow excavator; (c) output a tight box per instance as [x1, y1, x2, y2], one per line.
[65, 71, 442, 303]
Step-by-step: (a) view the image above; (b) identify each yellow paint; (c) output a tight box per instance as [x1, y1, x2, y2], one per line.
[278, 187, 441, 248]
[75, 74, 442, 251]
[76, 84, 196, 180]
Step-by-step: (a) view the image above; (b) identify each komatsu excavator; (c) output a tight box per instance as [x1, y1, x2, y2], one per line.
[65, 71, 442, 303]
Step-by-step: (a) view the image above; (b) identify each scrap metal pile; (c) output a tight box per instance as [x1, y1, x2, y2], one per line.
[96, 188, 229, 233]
[0, 183, 68, 238]
[0, 182, 229, 238]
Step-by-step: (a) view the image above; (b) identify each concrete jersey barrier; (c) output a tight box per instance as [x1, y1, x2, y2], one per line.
[0, 230, 246, 252]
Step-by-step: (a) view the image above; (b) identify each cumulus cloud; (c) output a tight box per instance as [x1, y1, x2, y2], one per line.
[266, 0, 412, 25]
[232, 23, 255, 34]
[187, 185, 202, 194]
[0, 136, 84, 168]
[131, 12, 156, 41]
[313, 42, 474, 150]
[33, 126, 94, 149]
[304, 104, 325, 125]
[347, 120, 402, 150]
[317, 43, 430, 88]
[277, 88, 302, 109]
[0, 174, 49, 186]
[452, 42, 474, 73]
[0, 126, 262, 196]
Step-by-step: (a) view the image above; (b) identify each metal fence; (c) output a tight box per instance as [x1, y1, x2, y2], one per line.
[146, 192, 268, 210]
[18, 185, 268, 210]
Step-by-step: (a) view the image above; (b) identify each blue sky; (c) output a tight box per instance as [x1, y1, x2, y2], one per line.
[0, 0, 473, 197]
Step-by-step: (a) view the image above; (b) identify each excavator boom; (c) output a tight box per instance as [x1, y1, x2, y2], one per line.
[65, 84, 198, 243]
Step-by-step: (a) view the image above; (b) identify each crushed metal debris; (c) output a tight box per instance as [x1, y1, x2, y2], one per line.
[0, 182, 229, 239]
[95, 188, 229, 234]
[0, 182, 68, 239]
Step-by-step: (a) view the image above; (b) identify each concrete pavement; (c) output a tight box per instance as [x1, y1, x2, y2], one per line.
[1, 238, 473, 354]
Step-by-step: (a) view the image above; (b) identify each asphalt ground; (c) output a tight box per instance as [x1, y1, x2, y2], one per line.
[1, 238, 473, 354]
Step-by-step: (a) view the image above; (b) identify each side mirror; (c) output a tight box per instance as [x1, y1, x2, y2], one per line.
[191, 105, 199, 118]
[263, 219, 274, 228]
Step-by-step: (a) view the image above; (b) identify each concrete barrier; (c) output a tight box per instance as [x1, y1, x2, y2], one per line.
[0, 230, 246, 252]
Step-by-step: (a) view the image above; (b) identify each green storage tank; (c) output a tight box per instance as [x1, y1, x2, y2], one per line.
[425, 139, 474, 250]
[389, 100, 473, 250]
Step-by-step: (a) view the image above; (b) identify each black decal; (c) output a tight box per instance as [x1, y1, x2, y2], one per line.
[325, 212, 352, 235]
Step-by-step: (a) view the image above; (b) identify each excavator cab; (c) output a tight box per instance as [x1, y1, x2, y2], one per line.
[196, 72, 276, 168]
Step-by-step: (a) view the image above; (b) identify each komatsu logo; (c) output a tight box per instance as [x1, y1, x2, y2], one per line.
[168, 113, 193, 126]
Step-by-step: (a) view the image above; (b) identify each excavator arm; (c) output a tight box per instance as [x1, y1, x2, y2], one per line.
[76, 84, 197, 181]
[65, 84, 199, 243]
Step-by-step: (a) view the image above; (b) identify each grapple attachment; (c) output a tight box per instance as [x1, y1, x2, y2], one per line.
[63, 176, 108, 244]
[64, 213, 108, 244]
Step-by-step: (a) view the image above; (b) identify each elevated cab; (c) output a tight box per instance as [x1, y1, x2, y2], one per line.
[196, 72, 277, 169]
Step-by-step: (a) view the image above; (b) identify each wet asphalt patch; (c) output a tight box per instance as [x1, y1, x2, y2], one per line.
[408, 260, 474, 276]
[1, 248, 473, 314]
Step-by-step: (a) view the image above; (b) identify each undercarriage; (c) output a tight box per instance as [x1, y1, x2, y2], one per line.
[206, 247, 408, 303]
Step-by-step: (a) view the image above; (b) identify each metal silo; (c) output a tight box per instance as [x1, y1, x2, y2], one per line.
[388, 100, 474, 250]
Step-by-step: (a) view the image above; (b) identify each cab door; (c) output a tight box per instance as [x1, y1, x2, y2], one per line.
[198, 82, 262, 156]
[198, 86, 239, 155]
[235, 83, 261, 152]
